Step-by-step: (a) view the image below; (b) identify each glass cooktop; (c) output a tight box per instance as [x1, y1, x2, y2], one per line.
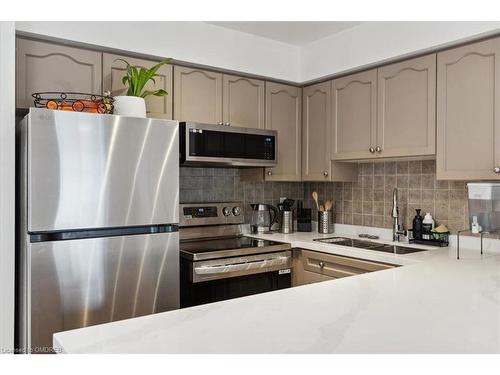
[180, 236, 291, 261]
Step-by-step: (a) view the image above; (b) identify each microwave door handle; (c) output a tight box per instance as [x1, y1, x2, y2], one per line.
[194, 256, 289, 276]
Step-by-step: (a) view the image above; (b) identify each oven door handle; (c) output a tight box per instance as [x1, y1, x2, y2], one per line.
[194, 256, 289, 275]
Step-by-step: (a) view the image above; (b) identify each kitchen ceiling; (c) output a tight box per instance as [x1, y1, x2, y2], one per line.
[205, 21, 364, 46]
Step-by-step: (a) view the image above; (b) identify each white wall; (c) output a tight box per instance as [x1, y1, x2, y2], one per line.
[300, 21, 500, 82]
[0, 21, 15, 354]
[15, 21, 301, 82]
[16, 22, 500, 84]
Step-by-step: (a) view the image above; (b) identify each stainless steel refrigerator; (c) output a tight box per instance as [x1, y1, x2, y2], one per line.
[17, 108, 180, 353]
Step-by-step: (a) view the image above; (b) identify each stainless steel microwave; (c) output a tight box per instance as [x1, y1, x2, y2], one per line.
[179, 122, 278, 167]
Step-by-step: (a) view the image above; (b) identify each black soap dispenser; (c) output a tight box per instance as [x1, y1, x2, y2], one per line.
[413, 209, 423, 240]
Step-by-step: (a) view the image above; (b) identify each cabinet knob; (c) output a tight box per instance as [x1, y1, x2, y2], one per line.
[323, 171, 329, 177]
[267, 170, 272, 176]
[369, 147, 375, 153]
[318, 261, 325, 268]
[225, 122, 230, 126]
[217, 122, 223, 126]
[375, 146, 382, 153]
[494, 166, 500, 173]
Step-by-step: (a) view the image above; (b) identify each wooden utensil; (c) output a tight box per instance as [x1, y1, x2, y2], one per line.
[312, 191, 320, 210]
[324, 199, 333, 211]
[319, 204, 324, 212]
[324, 200, 330, 211]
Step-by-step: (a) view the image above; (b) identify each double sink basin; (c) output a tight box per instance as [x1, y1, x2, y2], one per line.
[313, 237, 426, 255]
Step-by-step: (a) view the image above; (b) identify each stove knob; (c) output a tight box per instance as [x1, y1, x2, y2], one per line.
[222, 206, 232, 216]
[232, 206, 242, 216]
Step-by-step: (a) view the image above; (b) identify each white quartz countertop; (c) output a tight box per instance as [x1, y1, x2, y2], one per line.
[53, 227, 500, 354]
[245, 230, 444, 266]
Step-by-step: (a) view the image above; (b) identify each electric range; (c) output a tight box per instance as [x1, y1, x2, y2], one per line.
[179, 202, 292, 308]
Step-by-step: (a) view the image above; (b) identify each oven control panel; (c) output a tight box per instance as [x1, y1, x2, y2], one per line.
[180, 202, 244, 227]
[183, 206, 218, 218]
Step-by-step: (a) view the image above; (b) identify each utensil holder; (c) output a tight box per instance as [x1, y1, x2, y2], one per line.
[279, 211, 294, 234]
[318, 211, 333, 234]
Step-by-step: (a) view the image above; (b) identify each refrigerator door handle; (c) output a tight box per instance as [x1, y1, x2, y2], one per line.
[29, 224, 179, 243]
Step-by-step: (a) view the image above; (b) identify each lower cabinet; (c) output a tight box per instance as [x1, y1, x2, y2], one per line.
[292, 248, 396, 287]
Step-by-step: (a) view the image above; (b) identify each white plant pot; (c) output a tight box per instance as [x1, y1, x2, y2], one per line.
[113, 96, 146, 117]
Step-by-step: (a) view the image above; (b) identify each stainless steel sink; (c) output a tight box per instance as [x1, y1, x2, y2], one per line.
[313, 237, 426, 255]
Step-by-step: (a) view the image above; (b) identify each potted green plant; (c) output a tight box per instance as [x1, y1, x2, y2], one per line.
[113, 58, 171, 117]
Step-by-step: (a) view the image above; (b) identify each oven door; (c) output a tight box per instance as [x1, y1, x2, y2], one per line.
[180, 251, 292, 307]
[180, 122, 277, 167]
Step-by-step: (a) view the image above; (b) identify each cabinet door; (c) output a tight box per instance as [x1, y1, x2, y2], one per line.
[377, 54, 436, 158]
[103, 53, 173, 119]
[331, 69, 377, 160]
[293, 249, 334, 287]
[16, 38, 102, 108]
[293, 248, 395, 287]
[264, 82, 302, 181]
[302, 81, 331, 181]
[173, 66, 222, 124]
[437, 37, 500, 180]
[222, 74, 265, 128]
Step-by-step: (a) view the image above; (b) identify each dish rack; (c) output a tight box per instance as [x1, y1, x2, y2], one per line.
[32, 92, 114, 114]
[410, 232, 450, 247]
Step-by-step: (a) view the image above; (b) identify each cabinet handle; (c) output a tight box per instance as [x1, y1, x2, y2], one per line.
[267, 170, 272, 176]
[225, 122, 230, 126]
[323, 171, 329, 177]
[217, 122, 223, 126]
[369, 147, 375, 153]
[318, 261, 325, 268]
[375, 146, 382, 153]
[494, 166, 500, 174]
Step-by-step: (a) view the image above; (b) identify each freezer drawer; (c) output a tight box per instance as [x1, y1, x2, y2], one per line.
[19, 231, 179, 353]
[24, 108, 179, 232]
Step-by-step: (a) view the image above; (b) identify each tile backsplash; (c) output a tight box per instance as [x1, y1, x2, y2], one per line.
[180, 160, 469, 233]
[179, 167, 304, 222]
[304, 160, 469, 233]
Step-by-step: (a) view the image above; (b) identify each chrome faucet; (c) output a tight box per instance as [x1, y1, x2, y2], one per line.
[392, 188, 406, 242]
